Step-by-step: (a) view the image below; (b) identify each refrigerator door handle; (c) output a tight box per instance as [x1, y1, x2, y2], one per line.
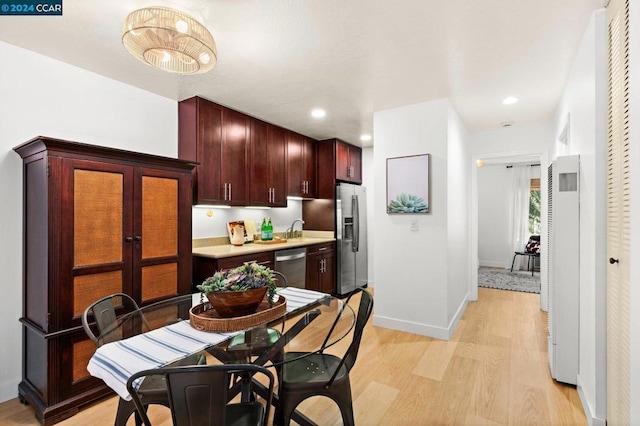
[352, 194, 359, 252]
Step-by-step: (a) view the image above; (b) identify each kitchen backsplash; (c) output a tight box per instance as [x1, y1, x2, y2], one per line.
[192, 199, 303, 239]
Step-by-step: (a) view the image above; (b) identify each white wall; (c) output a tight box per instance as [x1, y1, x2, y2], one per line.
[550, 10, 607, 425]
[0, 41, 178, 403]
[446, 108, 471, 324]
[477, 165, 513, 267]
[192, 202, 303, 239]
[361, 147, 375, 286]
[372, 98, 469, 340]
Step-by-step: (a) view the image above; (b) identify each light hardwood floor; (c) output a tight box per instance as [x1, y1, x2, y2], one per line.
[0, 287, 586, 425]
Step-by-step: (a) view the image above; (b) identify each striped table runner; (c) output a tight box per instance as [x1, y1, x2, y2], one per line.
[87, 287, 327, 400]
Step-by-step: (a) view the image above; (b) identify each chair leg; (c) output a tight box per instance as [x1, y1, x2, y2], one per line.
[510, 253, 518, 272]
[114, 398, 137, 426]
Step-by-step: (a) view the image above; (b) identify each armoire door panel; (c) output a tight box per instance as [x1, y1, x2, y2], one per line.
[141, 263, 178, 302]
[73, 169, 124, 267]
[72, 338, 97, 383]
[141, 175, 178, 259]
[72, 270, 124, 318]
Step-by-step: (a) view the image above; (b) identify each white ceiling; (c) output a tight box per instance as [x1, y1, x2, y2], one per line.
[0, 0, 604, 147]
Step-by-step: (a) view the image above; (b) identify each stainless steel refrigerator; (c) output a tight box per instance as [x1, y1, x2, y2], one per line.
[336, 183, 368, 295]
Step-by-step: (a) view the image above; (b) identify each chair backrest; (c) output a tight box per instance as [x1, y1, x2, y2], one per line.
[272, 270, 289, 288]
[341, 288, 374, 373]
[127, 364, 274, 426]
[82, 293, 150, 347]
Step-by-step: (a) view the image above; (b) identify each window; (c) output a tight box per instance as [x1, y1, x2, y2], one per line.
[529, 178, 541, 234]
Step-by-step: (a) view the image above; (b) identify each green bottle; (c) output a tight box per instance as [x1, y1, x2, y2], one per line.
[261, 218, 268, 241]
[267, 218, 273, 240]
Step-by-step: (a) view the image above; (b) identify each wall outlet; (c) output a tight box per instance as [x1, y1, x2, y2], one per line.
[410, 219, 418, 231]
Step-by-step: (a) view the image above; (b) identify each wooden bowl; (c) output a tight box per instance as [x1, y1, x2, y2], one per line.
[205, 287, 268, 318]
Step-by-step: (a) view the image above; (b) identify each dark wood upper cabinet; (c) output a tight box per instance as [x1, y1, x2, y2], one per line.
[333, 139, 362, 184]
[303, 139, 362, 232]
[179, 96, 250, 206]
[250, 120, 287, 207]
[13, 136, 195, 425]
[287, 131, 317, 198]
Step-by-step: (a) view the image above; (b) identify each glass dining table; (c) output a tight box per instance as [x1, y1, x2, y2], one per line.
[87, 287, 355, 425]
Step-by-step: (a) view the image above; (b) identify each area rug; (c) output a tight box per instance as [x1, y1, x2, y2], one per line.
[478, 268, 540, 294]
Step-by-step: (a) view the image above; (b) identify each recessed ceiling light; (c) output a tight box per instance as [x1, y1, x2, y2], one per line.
[502, 97, 518, 105]
[501, 121, 514, 127]
[311, 109, 326, 118]
[360, 134, 372, 142]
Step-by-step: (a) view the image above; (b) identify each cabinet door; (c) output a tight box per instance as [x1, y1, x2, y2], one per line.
[217, 252, 274, 270]
[302, 137, 317, 197]
[287, 131, 304, 197]
[268, 124, 287, 206]
[335, 140, 351, 181]
[320, 251, 336, 294]
[135, 167, 193, 303]
[197, 99, 224, 203]
[221, 109, 250, 205]
[59, 159, 133, 330]
[250, 119, 270, 206]
[349, 145, 362, 184]
[305, 253, 322, 292]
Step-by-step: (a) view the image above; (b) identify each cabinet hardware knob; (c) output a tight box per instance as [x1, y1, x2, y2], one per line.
[134, 236, 142, 241]
[609, 257, 619, 264]
[125, 236, 133, 242]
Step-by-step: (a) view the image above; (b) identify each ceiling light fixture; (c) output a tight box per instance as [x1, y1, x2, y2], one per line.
[502, 96, 519, 105]
[122, 6, 217, 74]
[360, 134, 372, 142]
[311, 109, 326, 118]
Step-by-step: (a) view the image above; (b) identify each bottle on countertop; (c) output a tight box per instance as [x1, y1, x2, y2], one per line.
[261, 218, 268, 241]
[267, 218, 273, 240]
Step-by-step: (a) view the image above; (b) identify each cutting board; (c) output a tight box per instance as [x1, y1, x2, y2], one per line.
[254, 239, 288, 245]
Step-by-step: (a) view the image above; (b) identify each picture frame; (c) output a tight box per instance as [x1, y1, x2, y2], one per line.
[386, 154, 430, 214]
[227, 220, 253, 243]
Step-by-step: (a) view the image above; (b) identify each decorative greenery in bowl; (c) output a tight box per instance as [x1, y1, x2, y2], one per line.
[197, 262, 278, 315]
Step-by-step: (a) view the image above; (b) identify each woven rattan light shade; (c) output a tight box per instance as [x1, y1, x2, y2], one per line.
[122, 6, 217, 74]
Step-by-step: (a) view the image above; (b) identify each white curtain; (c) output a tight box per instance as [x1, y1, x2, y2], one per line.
[507, 166, 531, 270]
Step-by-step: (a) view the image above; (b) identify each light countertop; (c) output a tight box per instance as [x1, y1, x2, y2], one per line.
[192, 236, 335, 259]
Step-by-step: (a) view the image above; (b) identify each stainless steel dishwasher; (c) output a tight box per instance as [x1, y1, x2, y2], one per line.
[274, 247, 306, 288]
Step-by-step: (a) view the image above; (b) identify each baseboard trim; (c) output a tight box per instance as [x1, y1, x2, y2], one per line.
[576, 374, 606, 426]
[372, 293, 469, 341]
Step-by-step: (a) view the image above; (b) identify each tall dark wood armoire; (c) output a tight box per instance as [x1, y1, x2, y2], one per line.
[13, 136, 195, 425]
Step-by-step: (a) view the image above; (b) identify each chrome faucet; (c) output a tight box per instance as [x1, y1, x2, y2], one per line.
[286, 219, 305, 239]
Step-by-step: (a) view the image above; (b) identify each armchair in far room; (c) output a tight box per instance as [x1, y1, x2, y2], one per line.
[510, 235, 540, 276]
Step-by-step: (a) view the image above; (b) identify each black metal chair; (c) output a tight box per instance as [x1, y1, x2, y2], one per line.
[82, 293, 202, 426]
[510, 235, 541, 276]
[127, 364, 274, 426]
[274, 288, 374, 426]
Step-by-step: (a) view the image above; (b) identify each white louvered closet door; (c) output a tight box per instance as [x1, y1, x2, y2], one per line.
[606, 0, 631, 423]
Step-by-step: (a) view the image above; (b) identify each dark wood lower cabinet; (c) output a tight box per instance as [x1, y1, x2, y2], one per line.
[19, 325, 112, 425]
[305, 242, 336, 294]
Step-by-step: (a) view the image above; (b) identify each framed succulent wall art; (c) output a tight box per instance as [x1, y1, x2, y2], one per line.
[386, 154, 430, 214]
